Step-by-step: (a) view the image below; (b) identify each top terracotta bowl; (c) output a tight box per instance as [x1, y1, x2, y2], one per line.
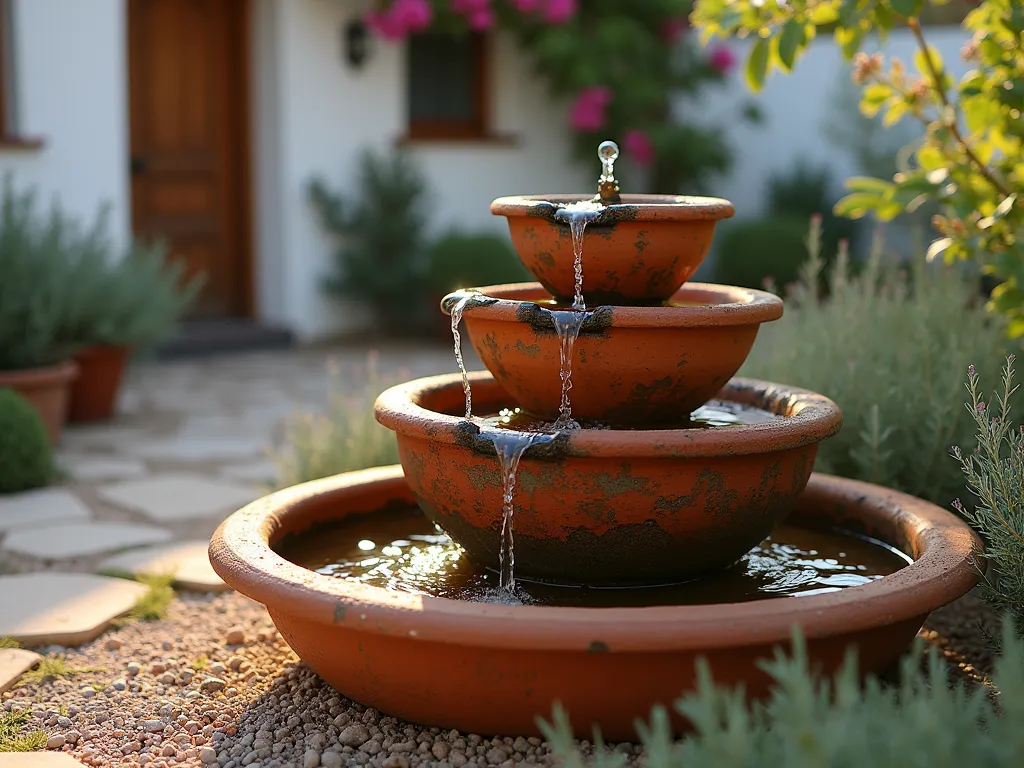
[490, 194, 734, 305]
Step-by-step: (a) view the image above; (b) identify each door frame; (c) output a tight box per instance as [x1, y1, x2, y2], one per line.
[126, 0, 256, 319]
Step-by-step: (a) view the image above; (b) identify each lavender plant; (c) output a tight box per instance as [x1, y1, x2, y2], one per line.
[539, 622, 1024, 767]
[952, 356, 1024, 634]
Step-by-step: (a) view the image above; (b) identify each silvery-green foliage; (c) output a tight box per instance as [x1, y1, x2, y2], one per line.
[741, 223, 1008, 507]
[540, 622, 1024, 767]
[953, 357, 1024, 635]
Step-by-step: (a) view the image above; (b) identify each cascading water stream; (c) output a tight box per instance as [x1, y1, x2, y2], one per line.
[482, 429, 555, 594]
[555, 201, 603, 311]
[548, 309, 588, 431]
[449, 293, 475, 420]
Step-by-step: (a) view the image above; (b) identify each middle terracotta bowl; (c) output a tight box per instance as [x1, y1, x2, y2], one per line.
[443, 282, 783, 427]
[375, 372, 843, 586]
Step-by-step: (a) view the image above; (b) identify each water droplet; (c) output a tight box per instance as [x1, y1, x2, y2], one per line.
[598, 140, 619, 164]
[357, 539, 375, 551]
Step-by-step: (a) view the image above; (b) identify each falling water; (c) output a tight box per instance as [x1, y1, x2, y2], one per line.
[554, 201, 603, 311]
[450, 293, 475, 420]
[546, 309, 588, 430]
[483, 429, 555, 593]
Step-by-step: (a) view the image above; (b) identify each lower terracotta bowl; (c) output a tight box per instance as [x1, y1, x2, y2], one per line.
[490, 194, 734, 305]
[444, 282, 783, 427]
[209, 465, 980, 741]
[375, 373, 842, 585]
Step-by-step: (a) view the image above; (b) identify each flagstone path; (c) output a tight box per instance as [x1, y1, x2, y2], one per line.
[0, 342, 465, 656]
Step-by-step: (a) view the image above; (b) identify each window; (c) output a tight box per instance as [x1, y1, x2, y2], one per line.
[406, 32, 489, 141]
[0, 0, 36, 147]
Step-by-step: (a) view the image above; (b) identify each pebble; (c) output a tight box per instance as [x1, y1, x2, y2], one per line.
[320, 752, 343, 768]
[143, 719, 165, 733]
[303, 750, 321, 768]
[105, 637, 123, 651]
[433, 741, 451, 759]
[382, 757, 410, 768]
[339, 723, 371, 747]
[225, 627, 246, 645]
[200, 746, 218, 764]
[46, 734, 66, 749]
[209, 662, 227, 676]
[201, 676, 226, 693]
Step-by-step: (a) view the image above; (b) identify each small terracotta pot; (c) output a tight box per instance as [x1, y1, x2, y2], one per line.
[444, 282, 783, 426]
[209, 465, 980, 740]
[375, 373, 842, 585]
[490, 194, 734, 305]
[68, 345, 130, 423]
[0, 361, 79, 445]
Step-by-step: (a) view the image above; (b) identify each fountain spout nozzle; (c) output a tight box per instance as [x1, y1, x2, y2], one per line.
[596, 140, 621, 205]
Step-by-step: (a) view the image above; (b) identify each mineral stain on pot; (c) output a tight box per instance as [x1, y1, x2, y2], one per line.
[276, 505, 911, 608]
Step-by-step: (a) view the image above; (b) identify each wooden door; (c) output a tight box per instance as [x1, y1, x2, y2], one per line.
[128, 0, 252, 318]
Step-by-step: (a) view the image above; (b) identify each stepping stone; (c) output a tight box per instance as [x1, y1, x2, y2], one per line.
[99, 541, 228, 592]
[3, 521, 172, 559]
[129, 433, 265, 461]
[220, 459, 279, 485]
[0, 755, 88, 767]
[0, 647, 41, 693]
[57, 454, 148, 481]
[96, 473, 257, 522]
[61, 425, 153, 451]
[0, 572, 148, 646]
[0, 488, 92, 533]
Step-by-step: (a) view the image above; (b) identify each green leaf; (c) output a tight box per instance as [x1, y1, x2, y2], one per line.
[777, 19, 804, 73]
[838, 0, 859, 28]
[809, 4, 839, 25]
[836, 25, 865, 60]
[746, 36, 771, 92]
[926, 237, 953, 262]
[845, 177, 896, 194]
[888, 0, 923, 18]
[916, 145, 945, 172]
[834, 192, 885, 218]
[860, 82, 893, 117]
[913, 46, 945, 83]
[882, 99, 909, 127]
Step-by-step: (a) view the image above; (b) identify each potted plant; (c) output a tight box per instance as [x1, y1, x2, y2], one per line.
[60, 236, 202, 423]
[0, 178, 83, 444]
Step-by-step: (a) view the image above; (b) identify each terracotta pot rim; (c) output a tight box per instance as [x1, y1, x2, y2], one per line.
[442, 282, 783, 328]
[374, 373, 843, 458]
[490, 194, 735, 223]
[209, 466, 981, 653]
[0, 359, 79, 386]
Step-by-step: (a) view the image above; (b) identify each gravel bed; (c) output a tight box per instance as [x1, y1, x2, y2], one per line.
[0, 590, 996, 767]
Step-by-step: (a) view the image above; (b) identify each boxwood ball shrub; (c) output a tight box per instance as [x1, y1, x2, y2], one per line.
[0, 388, 53, 494]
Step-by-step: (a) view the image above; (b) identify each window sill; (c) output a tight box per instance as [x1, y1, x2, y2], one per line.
[0, 135, 45, 150]
[395, 133, 519, 148]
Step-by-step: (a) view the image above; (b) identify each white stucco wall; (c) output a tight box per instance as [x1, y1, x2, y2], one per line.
[0, 0, 129, 247]
[255, 0, 590, 341]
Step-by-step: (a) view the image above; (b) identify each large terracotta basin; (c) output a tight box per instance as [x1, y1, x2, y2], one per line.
[209, 465, 980, 741]
[374, 373, 842, 585]
[443, 282, 783, 427]
[490, 194, 734, 305]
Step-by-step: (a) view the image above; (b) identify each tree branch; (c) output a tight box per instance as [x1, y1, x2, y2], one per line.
[907, 18, 1013, 199]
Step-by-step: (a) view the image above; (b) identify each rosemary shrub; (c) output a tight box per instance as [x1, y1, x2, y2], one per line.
[741, 218, 1008, 507]
[952, 356, 1024, 635]
[539, 622, 1024, 768]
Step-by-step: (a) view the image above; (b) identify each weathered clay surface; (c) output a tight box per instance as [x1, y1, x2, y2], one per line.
[490, 194, 734, 304]
[0, 360, 78, 445]
[375, 373, 841, 584]
[209, 465, 980, 740]
[446, 282, 783, 426]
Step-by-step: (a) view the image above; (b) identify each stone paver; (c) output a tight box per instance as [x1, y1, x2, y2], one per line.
[0, 755, 88, 767]
[0, 647, 41, 693]
[0, 573, 148, 646]
[57, 454, 148, 481]
[96, 474, 257, 522]
[219, 458, 279, 484]
[99, 541, 227, 592]
[3, 522, 172, 559]
[0, 488, 92, 533]
[129, 432, 265, 462]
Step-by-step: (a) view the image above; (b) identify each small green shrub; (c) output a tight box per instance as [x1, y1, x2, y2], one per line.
[308, 150, 430, 330]
[425, 230, 531, 295]
[953, 356, 1024, 635]
[741, 221, 1009, 507]
[540, 622, 1024, 768]
[0, 389, 53, 494]
[0, 177, 81, 370]
[272, 355, 401, 488]
[0, 708, 45, 752]
[766, 161, 861, 257]
[713, 216, 809, 290]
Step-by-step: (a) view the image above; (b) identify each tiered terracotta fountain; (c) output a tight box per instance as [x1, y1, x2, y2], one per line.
[211, 142, 981, 741]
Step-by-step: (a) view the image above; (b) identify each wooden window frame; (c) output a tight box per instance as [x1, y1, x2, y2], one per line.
[0, 0, 43, 149]
[404, 32, 492, 142]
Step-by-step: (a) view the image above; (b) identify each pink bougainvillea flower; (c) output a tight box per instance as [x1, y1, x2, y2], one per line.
[452, 0, 490, 12]
[391, 0, 432, 32]
[624, 129, 655, 165]
[511, 0, 543, 11]
[569, 86, 612, 132]
[661, 17, 688, 43]
[708, 45, 737, 73]
[544, 0, 577, 24]
[468, 6, 495, 29]
[366, 9, 406, 40]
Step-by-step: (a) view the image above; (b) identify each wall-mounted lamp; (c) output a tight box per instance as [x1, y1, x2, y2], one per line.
[343, 18, 371, 69]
